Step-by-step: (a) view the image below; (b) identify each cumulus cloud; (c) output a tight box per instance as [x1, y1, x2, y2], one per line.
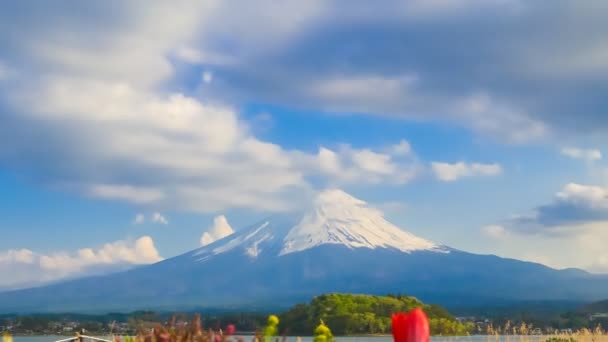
[296, 141, 421, 186]
[200, 215, 235, 246]
[0, 2, 435, 214]
[152, 212, 169, 225]
[391, 140, 412, 156]
[431, 162, 502, 182]
[556, 183, 608, 209]
[0, 236, 162, 289]
[0, 2, 311, 213]
[561, 147, 602, 162]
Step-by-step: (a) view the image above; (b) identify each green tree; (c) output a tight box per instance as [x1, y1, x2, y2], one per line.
[280, 293, 473, 336]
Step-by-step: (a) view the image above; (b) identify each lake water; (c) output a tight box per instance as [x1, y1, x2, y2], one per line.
[12, 336, 552, 342]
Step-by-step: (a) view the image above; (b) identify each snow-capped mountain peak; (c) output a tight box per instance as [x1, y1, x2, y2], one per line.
[279, 189, 443, 255]
[192, 189, 446, 262]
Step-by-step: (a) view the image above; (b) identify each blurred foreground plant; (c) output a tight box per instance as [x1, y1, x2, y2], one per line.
[392, 308, 430, 342]
[313, 320, 333, 342]
[264, 315, 279, 342]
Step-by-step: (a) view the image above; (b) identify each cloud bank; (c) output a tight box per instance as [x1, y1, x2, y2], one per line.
[492, 183, 608, 272]
[0, 236, 162, 289]
[0, 1, 605, 214]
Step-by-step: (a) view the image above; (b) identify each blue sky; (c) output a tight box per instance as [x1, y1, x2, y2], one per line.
[1, 0, 608, 289]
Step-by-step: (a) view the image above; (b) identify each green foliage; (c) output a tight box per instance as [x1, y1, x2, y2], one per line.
[429, 318, 475, 336]
[279, 293, 473, 336]
[313, 320, 334, 342]
[263, 315, 279, 342]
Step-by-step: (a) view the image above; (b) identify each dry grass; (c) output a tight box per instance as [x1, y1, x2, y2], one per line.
[109, 314, 282, 342]
[481, 321, 608, 342]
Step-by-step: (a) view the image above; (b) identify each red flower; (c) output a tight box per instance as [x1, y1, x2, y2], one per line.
[226, 324, 236, 336]
[158, 332, 171, 342]
[392, 308, 430, 342]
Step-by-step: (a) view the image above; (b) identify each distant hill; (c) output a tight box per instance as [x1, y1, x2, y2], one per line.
[450, 300, 583, 319]
[577, 299, 608, 314]
[280, 293, 473, 336]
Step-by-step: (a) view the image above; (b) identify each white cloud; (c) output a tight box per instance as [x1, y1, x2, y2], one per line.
[312, 82, 547, 144]
[556, 183, 608, 209]
[481, 225, 508, 239]
[454, 94, 547, 144]
[490, 183, 608, 239]
[133, 213, 145, 225]
[6, 0, 601, 146]
[132, 212, 169, 225]
[0, 1, 315, 213]
[0, 0, 573, 217]
[391, 140, 412, 156]
[0, 249, 35, 264]
[300, 141, 420, 185]
[202, 71, 213, 84]
[561, 147, 602, 162]
[431, 161, 502, 182]
[495, 183, 608, 237]
[171, 3, 552, 144]
[317, 147, 343, 175]
[0, 236, 162, 289]
[152, 212, 169, 225]
[5, 71, 308, 213]
[200, 215, 235, 246]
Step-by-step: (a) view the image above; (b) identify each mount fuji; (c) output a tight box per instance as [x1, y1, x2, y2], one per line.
[1, 189, 608, 313]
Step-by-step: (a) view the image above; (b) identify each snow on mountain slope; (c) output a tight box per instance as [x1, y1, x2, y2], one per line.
[192, 189, 446, 262]
[280, 189, 444, 255]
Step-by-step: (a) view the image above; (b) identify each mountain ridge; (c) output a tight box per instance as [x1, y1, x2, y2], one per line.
[1, 189, 607, 313]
